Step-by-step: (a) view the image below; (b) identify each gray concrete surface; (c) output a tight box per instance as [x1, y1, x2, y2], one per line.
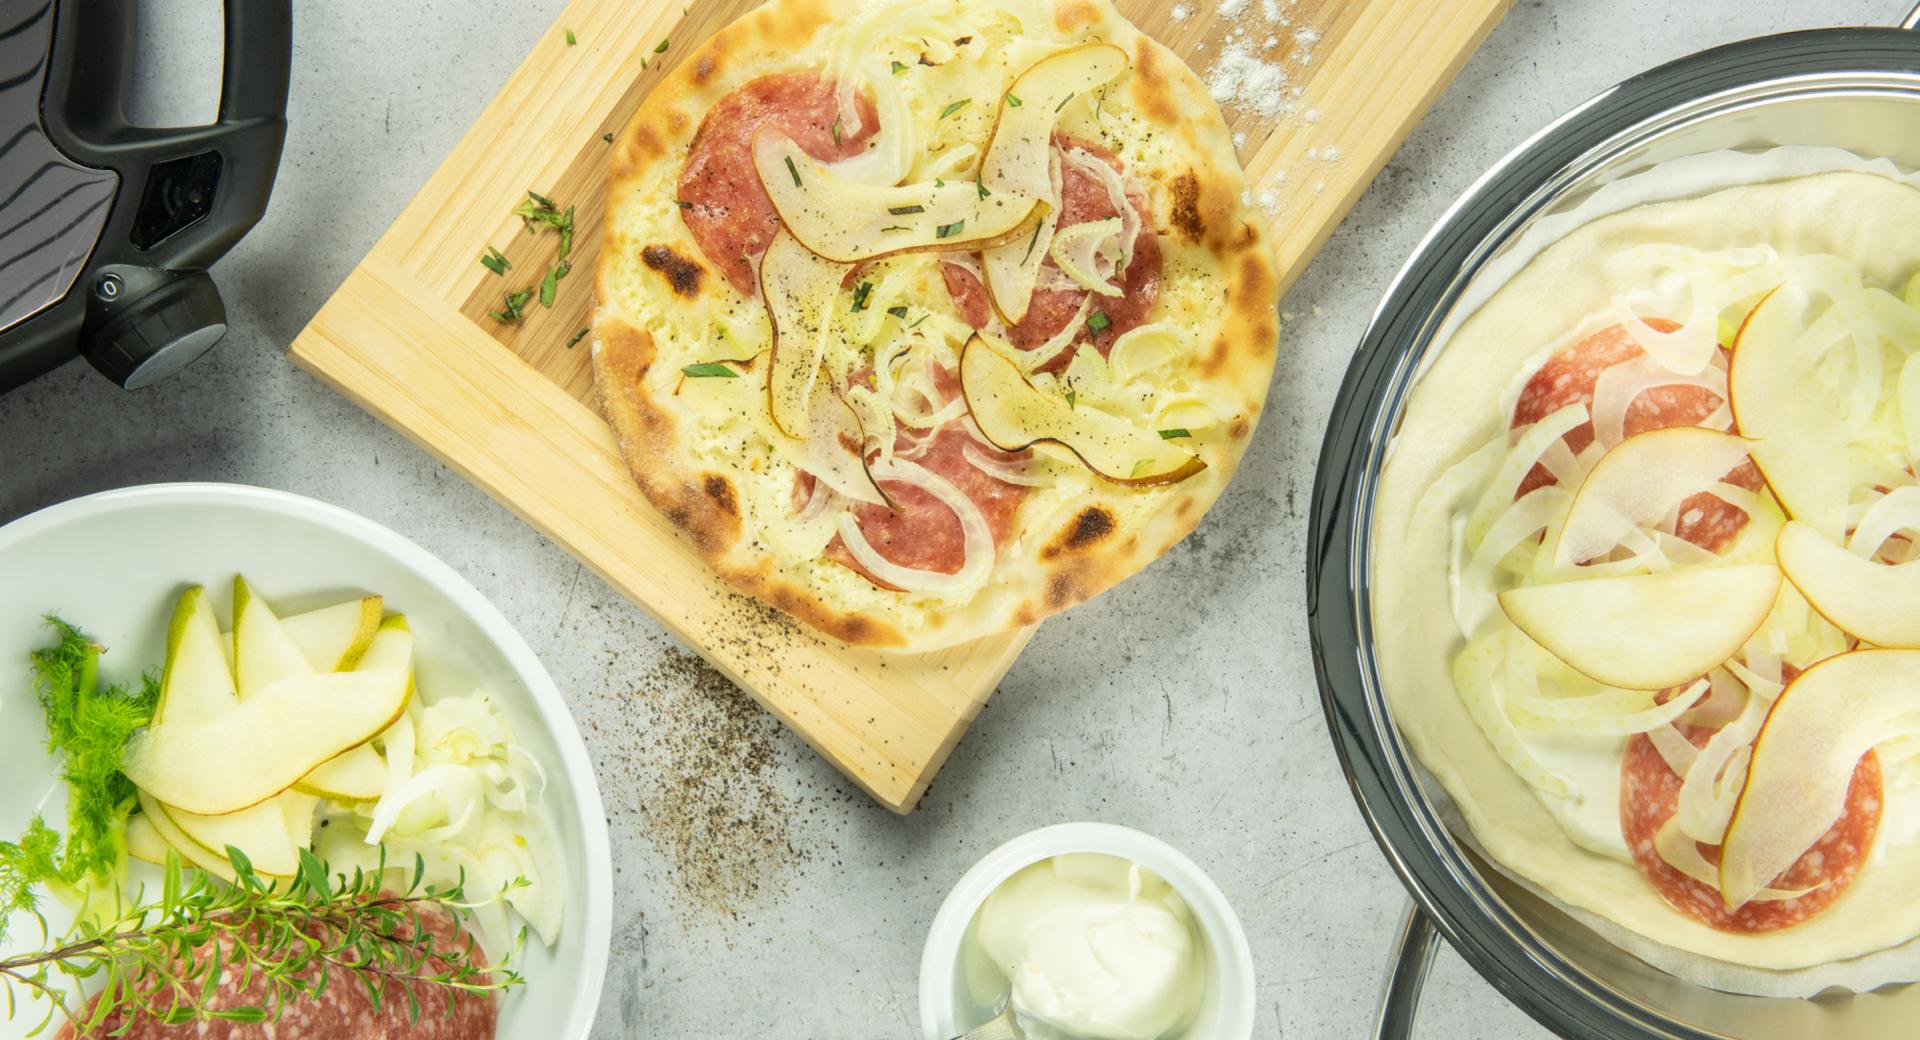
[0, 0, 1905, 1036]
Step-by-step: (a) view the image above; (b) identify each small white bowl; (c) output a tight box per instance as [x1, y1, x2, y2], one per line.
[919, 822, 1256, 1040]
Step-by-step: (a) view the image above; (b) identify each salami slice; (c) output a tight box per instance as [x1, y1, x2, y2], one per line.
[57, 901, 497, 1039]
[677, 73, 878, 294]
[940, 138, 1161, 372]
[1620, 713, 1881, 933]
[1511, 321, 1760, 553]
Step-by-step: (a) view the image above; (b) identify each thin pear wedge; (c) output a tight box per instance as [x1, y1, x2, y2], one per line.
[122, 668, 411, 816]
[1498, 564, 1781, 690]
[281, 595, 384, 671]
[294, 617, 412, 802]
[155, 585, 236, 725]
[1777, 520, 1920, 648]
[232, 575, 315, 697]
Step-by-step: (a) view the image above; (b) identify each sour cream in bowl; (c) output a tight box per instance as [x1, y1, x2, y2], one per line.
[920, 823, 1254, 1040]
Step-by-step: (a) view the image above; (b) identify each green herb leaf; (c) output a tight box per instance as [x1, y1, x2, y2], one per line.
[673, 199, 693, 209]
[1064, 385, 1078, 409]
[490, 287, 533, 323]
[936, 219, 965, 239]
[1087, 310, 1112, 335]
[1022, 220, 1044, 262]
[851, 281, 873, 312]
[887, 204, 925, 215]
[886, 305, 909, 319]
[891, 60, 908, 74]
[539, 259, 572, 308]
[1055, 91, 1076, 113]
[935, 178, 945, 188]
[682, 362, 742, 378]
[565, 28, 577, 45]
[602, 131, 615, 143]
[654, 38, 670, 53]
[1131, 458, 1151, 476]
[976, 176, 990, 200]
[907, 314, 927, 329]
[879, 225, 910, 233]
[939, 98, 971, 119]
[831, 116, 842, 147]
[565, 327, 590, 349]
[1005, 93, 1023, 107]
[480, 246, 510, 276]
[784, 155, 802, 188]
[1158, 428, 1192, 440]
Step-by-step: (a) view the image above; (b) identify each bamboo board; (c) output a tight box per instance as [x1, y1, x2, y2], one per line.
[289, 0, 1510, 812]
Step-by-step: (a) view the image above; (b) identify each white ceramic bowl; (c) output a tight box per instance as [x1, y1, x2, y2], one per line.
[919, 822, 1255, 1040]
[0, 484, 612, 1040]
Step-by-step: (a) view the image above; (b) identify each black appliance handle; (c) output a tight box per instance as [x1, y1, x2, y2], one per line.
[1373, 903, 1442, 1040]
[43, 0, 291, 270]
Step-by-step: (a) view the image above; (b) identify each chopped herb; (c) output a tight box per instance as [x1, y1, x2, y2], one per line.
[879, 225, 910, 233]
[891, 60, 908, 75]
[784, 155, 802, 188]
[513, 190, 572, 234]
[887, 204, 926, 215]
[682, 362, 741, 378]
[851, 281, 873, 312]
[490, 287, 533, 323]
[654, 38, 670, 53]
[1158, 428, 1192, 440]
[565, 28, 577, 45]
[1022, 220, 1044, 262]
[935, 178, 946, 188]
[908, 314, 927, 329]
[1005, 93, 1023, 107]
[538, 259, 572, 308]
[480, 246, 510, 276]
[602, 132, 615, 143]
[1131, 458, 1151, 477]
[641, 57, 649, 70]
[527, 190, 556, 209]
[1055, 91, 1076, 113]
[1065, 385, 1078, 409]
[887, 305, 910, 319]
[1086, 310, 1112, 335]
[936, 219, 965, 239]
[976, 175, 991, 200]
[1096, 87, 1107, 119]
[673, 199, 693, 209]
[939, 98, 971, 119]
[559, 206, 575, 257]
[565, 327, 590, 349]
[831, 116, 842, 146]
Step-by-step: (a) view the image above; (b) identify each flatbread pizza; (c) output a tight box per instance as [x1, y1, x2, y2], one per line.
[592, 0, 1278, 651]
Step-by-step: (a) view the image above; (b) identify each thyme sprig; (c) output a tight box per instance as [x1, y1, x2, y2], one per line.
[0, 847, 523, 1035]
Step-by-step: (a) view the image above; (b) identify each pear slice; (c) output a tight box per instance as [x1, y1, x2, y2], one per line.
[959, 334, 1204, 486]
[122, 668, 411, 816]
[135, 791, 264, 883]
[295, 618, 412, 802]
[1497, 564, 1781, 690]
[761, 228, 847, 439]
[232, 576, 315, 698]
[754, 133, 1045, 264]
[1728, 288, 1850, 541]
[125, 811, 170, 867]
[281, 595, 383, 671]
[155, 585, 237, 725]
[158, 797, 301, 877]
[1552, 426, 1757, 567]
[278, 790, 319, 849]
[1777, 520, 1920, 648]
[1720, 649, 1920, 908]
[980, 43, 1129, 324]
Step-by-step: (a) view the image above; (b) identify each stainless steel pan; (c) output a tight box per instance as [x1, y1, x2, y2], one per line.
[1308, 6, 1920, 1037]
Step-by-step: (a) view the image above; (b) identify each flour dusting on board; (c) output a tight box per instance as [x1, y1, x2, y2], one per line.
[1199, 0, 1332, 215]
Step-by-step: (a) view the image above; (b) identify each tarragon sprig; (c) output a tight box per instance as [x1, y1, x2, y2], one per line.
[0, 845, 524, 1037]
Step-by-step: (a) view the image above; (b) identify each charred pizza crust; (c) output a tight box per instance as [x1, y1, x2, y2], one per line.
[593, 0, 1278, 651]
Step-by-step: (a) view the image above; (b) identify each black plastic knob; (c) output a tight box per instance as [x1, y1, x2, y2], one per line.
[80, 266, 228, 389]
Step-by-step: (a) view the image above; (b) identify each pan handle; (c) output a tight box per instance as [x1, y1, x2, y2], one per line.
[1373, 903, 1443, 1040]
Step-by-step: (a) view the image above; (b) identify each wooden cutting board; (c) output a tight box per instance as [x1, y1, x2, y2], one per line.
[289, 0, 1509, 812]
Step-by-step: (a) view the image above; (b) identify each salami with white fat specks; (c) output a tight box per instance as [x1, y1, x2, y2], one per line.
[1510, 320, 1762, 554]
[56, 902, 497, 1039]
[678, 73, 879, 295]
[1620, 694, 1882, 933]
[941, 138, 1161, 373]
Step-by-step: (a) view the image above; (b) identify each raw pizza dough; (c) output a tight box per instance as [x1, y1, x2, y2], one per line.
[1371, 170, 1920, 974]
[592, 0, 1278, 651]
